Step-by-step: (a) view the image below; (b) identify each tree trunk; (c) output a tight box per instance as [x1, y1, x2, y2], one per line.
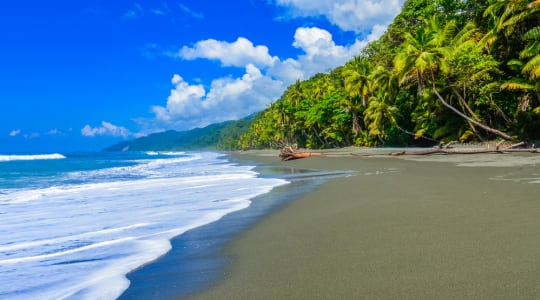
[396, 125, 438, 142]
[432, 87, 515, 141]
[351, 109, 360, 135]
[362, 94, 368, 107]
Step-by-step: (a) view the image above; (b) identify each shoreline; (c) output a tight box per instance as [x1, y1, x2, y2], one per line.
[187, 150, 540, 299]
[119, 151, 341, 299]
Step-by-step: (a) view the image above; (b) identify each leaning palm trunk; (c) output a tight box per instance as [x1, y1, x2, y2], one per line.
[432, 87, 515, 141]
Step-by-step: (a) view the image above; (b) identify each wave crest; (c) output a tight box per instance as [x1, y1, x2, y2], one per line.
[0, 153, 66, 162]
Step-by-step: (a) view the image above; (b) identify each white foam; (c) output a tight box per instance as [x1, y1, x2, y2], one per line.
[0, 152, 287, 299]
[159, 151, 186, 156]
[144, 151, 185, 156]
[0, 153, 66, 162]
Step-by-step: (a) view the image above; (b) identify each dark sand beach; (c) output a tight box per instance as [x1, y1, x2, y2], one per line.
[187, 149, 540, 299]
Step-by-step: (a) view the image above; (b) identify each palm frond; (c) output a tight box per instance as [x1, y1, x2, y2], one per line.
[520, 41, 540, 59]
[522, 55, 540, 78]
[523, 26, 540, 40]
[508, 58, 524, 69]
[500, 80, 536, 91]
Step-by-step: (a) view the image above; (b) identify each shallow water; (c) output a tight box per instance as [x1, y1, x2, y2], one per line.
[0, 152, 287, 299]
[120, 158, 352, 299]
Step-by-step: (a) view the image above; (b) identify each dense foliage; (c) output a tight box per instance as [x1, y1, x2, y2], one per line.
[239, 0, 540, 149]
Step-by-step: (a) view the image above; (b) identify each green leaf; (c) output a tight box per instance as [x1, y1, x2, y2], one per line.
[415, 128, 426, 139]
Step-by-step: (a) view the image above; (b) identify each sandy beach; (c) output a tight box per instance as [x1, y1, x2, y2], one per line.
[186, 148, 540, 299]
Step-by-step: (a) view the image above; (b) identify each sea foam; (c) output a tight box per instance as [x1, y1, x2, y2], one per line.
[0, 153, 66, 162]
[0, 152, 287, 299]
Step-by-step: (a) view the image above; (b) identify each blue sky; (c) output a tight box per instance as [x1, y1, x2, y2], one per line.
[0, 0, 404, 152]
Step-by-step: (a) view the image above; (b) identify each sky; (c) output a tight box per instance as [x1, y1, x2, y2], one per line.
[0, 0, 405, 153]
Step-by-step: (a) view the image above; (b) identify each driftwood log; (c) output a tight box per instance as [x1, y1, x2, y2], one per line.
[388, 141, 538, 156]
[279, 141, 537, 161]
[279, 144, 322, 161]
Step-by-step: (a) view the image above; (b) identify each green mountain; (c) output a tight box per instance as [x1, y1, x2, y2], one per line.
[103, 115, 255, 151]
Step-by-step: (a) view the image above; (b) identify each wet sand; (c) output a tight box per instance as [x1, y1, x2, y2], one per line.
[188, 150, 540, 299]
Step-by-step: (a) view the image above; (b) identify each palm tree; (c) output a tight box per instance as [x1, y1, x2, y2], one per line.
[488, 0, 540, 113]
[364, 89, 399, 142]
[340, 56, 373, 136]
[287, 80, 305, 107]
[394, 16, 453, 93]
[482, 0, 539, 55]
[370, 65, 399, 100]
[397, 16, 516, 140]
[342, 55, 372, 106]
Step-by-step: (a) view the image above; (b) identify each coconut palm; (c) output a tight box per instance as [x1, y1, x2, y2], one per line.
[394, 16, 452, 93]
[342, 55, 372, 107]
[340, 57, 373, 135]
[364, 89, 399, 142]
[397, 16, 515, 140]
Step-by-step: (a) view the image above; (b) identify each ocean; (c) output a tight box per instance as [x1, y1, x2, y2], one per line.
[0, 151, 288, 299]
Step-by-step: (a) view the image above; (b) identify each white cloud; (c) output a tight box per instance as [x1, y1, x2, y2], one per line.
[81, 121, 132, 138]
[178, 37, 278, 69]
[152, 26, 365, 130]
[9, 129, 21, 137]
[152, 64, 284, 128]
[148, 0, 405, 131]
[292, 27, 364, 74]
[274, 0, 404, 33]
[266, 27, 366, 82]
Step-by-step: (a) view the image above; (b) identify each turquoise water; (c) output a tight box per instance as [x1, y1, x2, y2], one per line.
[0, 151, 287, 299]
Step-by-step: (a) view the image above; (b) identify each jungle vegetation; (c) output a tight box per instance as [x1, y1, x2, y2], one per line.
[238, 0, 540, 150]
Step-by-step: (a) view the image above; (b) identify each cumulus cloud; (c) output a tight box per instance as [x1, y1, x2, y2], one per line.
[178, 37, 278, 69]
[293, 27, 364, 73]
[152, 26, 367, 129]
[81, 121, 132, 138]
[152, 64, 283, 128]
[274, 0, 404, 33]
[149, 1, 405, 131]
[9, 129, 21, 137]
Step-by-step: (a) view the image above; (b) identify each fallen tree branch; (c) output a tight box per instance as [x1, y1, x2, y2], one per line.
[279, 144, 322, 161]
[278, 142, 537, 161]
[433, 87, 515, 141]
[506, 141, 526, 149]
[439, 140, 457, 149]
[389, 143, 537, 156]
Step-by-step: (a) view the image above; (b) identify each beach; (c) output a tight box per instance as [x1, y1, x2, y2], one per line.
[186, 149, 540, 299]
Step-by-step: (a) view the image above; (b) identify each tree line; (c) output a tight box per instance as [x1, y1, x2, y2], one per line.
[237, 0, 540, 150]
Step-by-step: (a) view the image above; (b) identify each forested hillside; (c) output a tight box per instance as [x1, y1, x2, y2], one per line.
[239, 0, 540, 149]
[103, 117, 253, 151]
